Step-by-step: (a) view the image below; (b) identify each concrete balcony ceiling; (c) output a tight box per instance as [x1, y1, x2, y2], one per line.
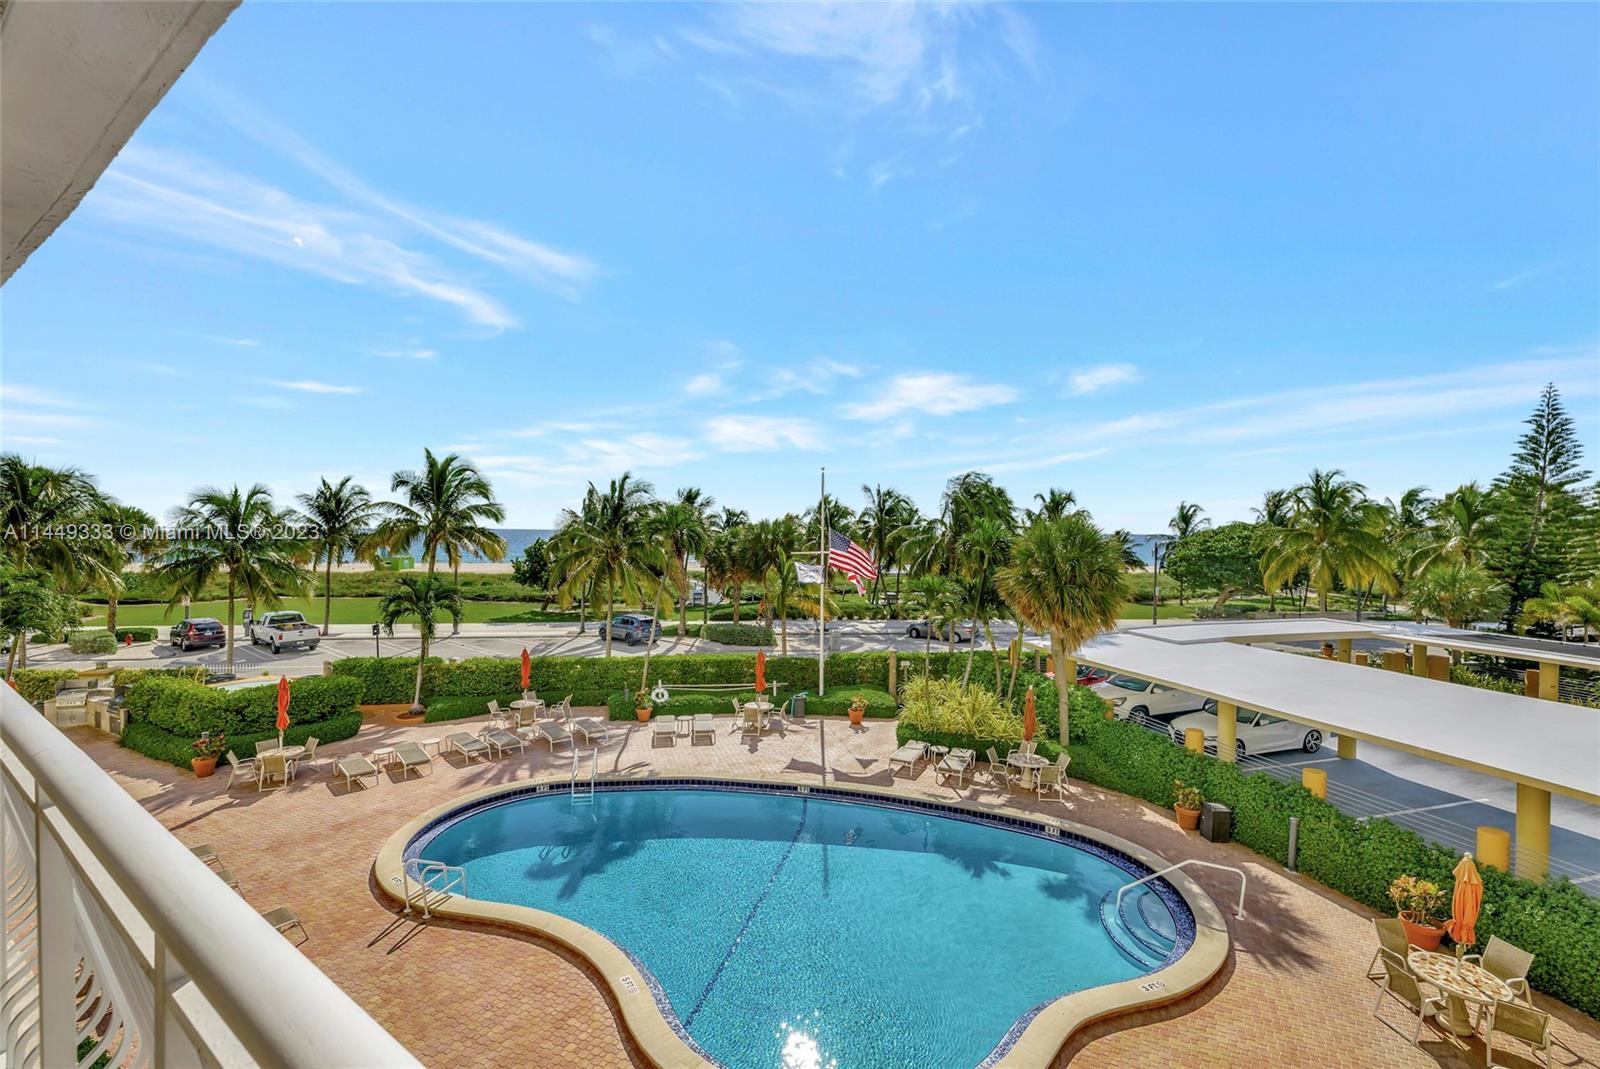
[1, 0, 238, 284]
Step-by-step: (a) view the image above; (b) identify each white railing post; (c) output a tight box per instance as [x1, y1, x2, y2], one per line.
[35, 795, 75, 1069]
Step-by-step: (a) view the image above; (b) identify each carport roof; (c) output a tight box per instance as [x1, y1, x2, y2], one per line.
[1071, 630, 1600, 804]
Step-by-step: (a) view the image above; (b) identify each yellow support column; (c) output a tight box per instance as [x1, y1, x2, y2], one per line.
[1302, 767, 1327, 799]
[1337, 734, 1357, 760]
[1524, 669, 1539, 698]
[1382, 651, 1407, 672]
[1515, 783, 1552, 882]
[1184, 727, 1205, 753]
[1411, 642, 1429, 677]
[1215, 702, 1237, 762]
[1537, 661, 1560, 702]
[1336, 639, 1352, 663]
[1477, 827, 1511, 873]
[1427, 654, 1450, 681]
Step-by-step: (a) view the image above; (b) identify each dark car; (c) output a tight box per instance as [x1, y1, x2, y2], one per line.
[170, 617, 226, 651]
[598, 614, 660, 646]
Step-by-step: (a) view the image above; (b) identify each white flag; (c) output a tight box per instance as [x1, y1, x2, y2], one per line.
[794, 561, 825, 585]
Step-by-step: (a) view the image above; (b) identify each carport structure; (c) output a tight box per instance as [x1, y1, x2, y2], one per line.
[1059, 629, 1600, 882]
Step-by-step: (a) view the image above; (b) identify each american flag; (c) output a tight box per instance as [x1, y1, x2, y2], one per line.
[828, 530, 878, 595]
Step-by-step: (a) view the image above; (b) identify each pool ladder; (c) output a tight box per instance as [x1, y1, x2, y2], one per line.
[570, 749, 597, 803]
[402, 858, 467, 919]
[1115, 859, 1247, 920]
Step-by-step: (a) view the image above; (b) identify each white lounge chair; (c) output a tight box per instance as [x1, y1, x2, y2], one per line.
[652, 715, 677, 745]
[525, 719, 573, 752]
[935, 748, 974, 787]
[444, 732, 492, 763]
[191, 843, 221, 868]
[692, 714, 716, 743]
[335, 754, 380, 789]
[481, 727, 526, 757]
[889, 740, 928, 775]
[570, 717, 613, 744]
[260, 906, 308, 942]
[391, 741, 433, 777]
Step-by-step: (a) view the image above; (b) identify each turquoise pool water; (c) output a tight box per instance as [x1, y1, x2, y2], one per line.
[412, 786, 1187, 1069]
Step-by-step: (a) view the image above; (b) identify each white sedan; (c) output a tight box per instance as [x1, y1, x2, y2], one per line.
[1091, 675, 1215, 722]
[1166, 708, 1324, 758]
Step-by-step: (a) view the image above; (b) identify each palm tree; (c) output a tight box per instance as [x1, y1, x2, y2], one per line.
[1521, 581, 1600, 641]
[762, 545, 822, 656]
[859, 484, 910, 604]
[905, 472, 1015, 578]
[149, 485, 311, 672]
[550, 473, 657, 657]
[1409, 562, 1506, 630]
[1024, 488, 1078, 526]
[1110, 529, 1145, 570]
[907, 575, 962, 669]
[1252, 489, 1294, 609]
[997, 514, 1128, 744]
[96, 501, 160, 636]
[1374, 486, 1434, 615]
[956, 515, 1013, 690]
[1257, 469, 1393, 614]
[1412, 483, 1497, 574]
[296, 476, 382, 635]
[378, 574, 463, 714]
[1167, 501, 1210, 605]
[655, 490, 712, 635]
[700, 528, 741, 627]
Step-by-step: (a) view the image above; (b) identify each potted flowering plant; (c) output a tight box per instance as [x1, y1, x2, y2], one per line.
[191, 732, 225, 778]
[1388, 875, 1448, 949]
[847, 694, 867, 727]
[1172, 780, 1203, 831]
[634, 686, 653, 724]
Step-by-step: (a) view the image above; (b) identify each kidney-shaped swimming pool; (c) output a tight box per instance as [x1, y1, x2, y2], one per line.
[406, 784, 1195, 1069]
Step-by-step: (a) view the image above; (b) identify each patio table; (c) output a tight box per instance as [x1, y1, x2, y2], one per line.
[1408, 949, 1514, 1036]
[258, 745, 305, 761]
[1007, 751, 1049, 789]
[510, 698, 543, 718]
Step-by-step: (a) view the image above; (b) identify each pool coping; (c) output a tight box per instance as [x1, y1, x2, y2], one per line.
[374, 773, 1232, 1069]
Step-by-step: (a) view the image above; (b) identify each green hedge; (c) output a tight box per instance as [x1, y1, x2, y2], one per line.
[1062, 686, 1600, 1018]
[701, 622, 775, 647]
[605, 684, 897, 721]
[113, 627, 159, 642]
[67, 631, 118, 655]
[122, 712, 362, 769]
[329, 657, 436, 704]
[422, 694, 521, 724]
[112, 666, 210, 689]
[122, 675, 361, 738]
[6, 668, 78, 706]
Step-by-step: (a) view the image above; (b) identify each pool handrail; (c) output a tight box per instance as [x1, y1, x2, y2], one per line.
[1115, 859, 1247, 920]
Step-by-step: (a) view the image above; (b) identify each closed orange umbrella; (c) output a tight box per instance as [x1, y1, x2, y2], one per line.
[1445, 853, 1483, 951]
[276, 676, 291, 748]
[754, 649, 766, 698]
[520, 648, 532, 692]
[1023, 686, 1037, 742]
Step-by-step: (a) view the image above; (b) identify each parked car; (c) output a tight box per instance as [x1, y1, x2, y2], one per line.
[1167, 708, 1324, 758]
[905, 619, 975, 643]
[1076, 663, 1115, 687]
[1091, 675, 1215, 723]
[599, 614, 660, 646]
[169, 617, 226, 651]
[245, 611, 321, 654]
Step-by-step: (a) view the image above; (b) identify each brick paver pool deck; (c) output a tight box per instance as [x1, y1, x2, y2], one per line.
[70, 712, 1600, 1069]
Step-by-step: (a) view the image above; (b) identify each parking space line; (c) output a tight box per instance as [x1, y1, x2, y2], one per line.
[1365, 799, 1488, 819]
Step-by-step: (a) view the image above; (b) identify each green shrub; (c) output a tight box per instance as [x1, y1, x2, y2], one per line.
[702, 622, 775, 647]
[899, 676, 1022, 741]
[121, 712, 362, 769]
[1449, 664, 1525, 696]
[112, 666, 210, 689]
[330, 657, 437, 704]
[67, 631, 118, 655]
[7, 668, 78, 706]
[422, 694, 520, 724]
[113, 627, 159, 642]
[122, 675, 361, 738]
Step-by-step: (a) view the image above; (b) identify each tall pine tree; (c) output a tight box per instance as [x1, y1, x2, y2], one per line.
[1489, 383, 1595, 626]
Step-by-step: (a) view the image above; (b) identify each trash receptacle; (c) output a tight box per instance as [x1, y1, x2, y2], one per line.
[791, 693, 806, 719]
[1200, 802, 1232, 844]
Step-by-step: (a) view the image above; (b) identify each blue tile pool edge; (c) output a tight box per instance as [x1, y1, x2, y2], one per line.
[402, 778, 1199, 1069]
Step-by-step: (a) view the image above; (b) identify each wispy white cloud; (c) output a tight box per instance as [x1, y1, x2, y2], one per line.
[1490, 265, 1555, 291]
[0, 384, 84, 409]
[970, 447, 1108, 475]
[841, 372, 1017, 420]
[684, 373, 724, 396]
[138, 362, 180, 377]
[371, 348, 438, 361]
[213, 336, 261, 347]
[261, 379, 366, 395]
[1067, 362, 1142, 395]
[4, 435, 65, 447]
[705, 415, 822, 452]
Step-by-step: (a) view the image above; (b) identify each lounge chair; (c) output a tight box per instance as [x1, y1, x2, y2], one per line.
[1485, 1001, 1554, 1067]
[444, 732, 492, 763]
[570, 717, 613, 744]
[1371, 954, 1444, 1048]
[213, 866, 242, 891]
[481, 727, 526, 757]
[335, 753, 380, 789]
[652, 715, 677, 745]
[524, 719, 573, 752]
[936, 748, 975, 787]
[1365, 917, 1416, 981]
[391, 741, 433, 778]
[1463, 935, 1534, 1004]
[889, 740, 928, 775]
[191, 843, 220, 868]
[260, 906, 307, 942]
[257, 753, 291, 791]
[299, 736, 321, 773]
[692, 714, 716, 743]
[985, 747, 1017, 786]
[224, 750, 257, 789]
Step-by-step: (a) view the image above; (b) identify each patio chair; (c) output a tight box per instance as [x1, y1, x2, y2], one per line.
[742, 705, 762, 736]
[191, 843, 221, 868]
[889, 740, 928, 775]
[570, 717, 614, 744]
[692, 714, 716, 743]
[1484, 1001, 1554, 1067]
[255, 739, 277, 756]
[257, 753, 291, 792]
[299, 736, 321, 773]
[652, 715, 678, 746]
[1365, 917, 1416, 981]
[1035, 762, 1067, 802]
[444, 731, 492, 763]
[260, 906, 308, 942]
[481, 727, 526, 757]
[391, 741, 433, 777]
[985, 747, 1017, 786]
[224, 750, 257, 789]
[556, 695, 573, 721]
[526, 719, 573, 753]
[334, 753, 380, 789]
[1019, 739, 1038, 757]
[1464, 936, 1534, 1004]
[1371, 954, 1444, 1048]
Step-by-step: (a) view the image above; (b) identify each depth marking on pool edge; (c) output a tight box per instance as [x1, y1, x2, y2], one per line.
[682, 796, 810, 1030]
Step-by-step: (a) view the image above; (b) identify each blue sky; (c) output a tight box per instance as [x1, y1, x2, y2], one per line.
[3, 2, 1596, 531]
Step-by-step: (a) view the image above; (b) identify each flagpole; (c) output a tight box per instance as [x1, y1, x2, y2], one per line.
[818, 466, 827, 697]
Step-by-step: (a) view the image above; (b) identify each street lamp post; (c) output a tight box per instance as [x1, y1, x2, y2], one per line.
[372, 623, 381, 658]
[1150, 538, 1172, 627]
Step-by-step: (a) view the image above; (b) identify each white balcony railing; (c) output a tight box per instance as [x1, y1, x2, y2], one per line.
[1, 688, 421, 1068]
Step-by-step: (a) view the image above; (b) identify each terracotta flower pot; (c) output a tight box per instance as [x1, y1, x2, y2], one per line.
[1174, 804, 1201, 831]
[848, 706, 865, 726]
[636, 707, 652, 724]
[1400, 916, 1447, 950]
[191, 756, 218, 778]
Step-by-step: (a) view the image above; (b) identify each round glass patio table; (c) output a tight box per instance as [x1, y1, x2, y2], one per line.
[258, 745, 304, 760]
[510, 699, 543, 720]
[1408, 949, 1513, 1036]
[1007, 751, 1049, 788]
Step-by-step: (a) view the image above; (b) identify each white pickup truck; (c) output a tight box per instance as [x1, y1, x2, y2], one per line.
[246, 611, 322, 654]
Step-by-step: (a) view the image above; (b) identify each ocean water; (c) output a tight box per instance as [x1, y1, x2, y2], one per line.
[415, 787, 1183, 1069]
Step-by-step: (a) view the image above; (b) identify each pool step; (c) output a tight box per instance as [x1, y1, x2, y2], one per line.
[1098, 886, 1177, 970]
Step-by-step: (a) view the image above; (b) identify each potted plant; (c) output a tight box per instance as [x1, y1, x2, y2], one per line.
[1172, 779, 1203, 831]
[1388, 875, 1448, 950]
[848, 694, 867, 727]
[634, 687, 653, 724]
[191, 731, 225, 778]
